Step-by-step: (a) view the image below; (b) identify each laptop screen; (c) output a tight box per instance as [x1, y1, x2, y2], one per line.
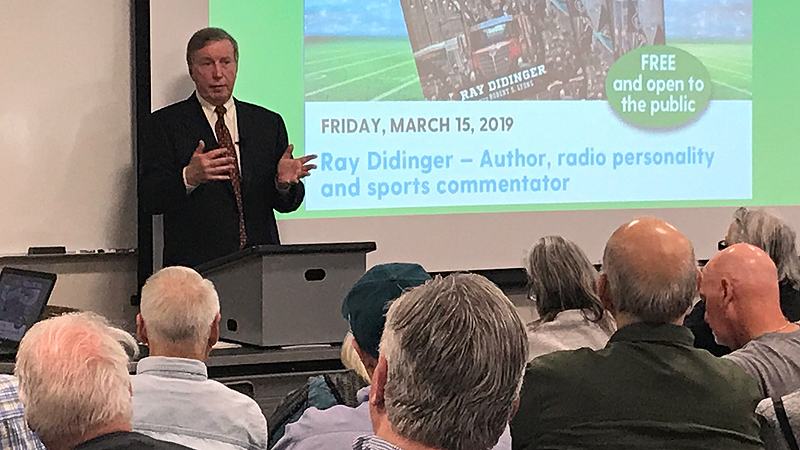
[0, 268, 56, 342]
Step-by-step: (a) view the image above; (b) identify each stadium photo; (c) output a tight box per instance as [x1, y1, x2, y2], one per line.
[303, 0, 751, 101]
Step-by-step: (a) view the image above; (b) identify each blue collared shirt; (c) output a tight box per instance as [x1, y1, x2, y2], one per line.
[274, 386, 512, 450]
[131, 356, 268, 450]
[0, 375, 45, 450]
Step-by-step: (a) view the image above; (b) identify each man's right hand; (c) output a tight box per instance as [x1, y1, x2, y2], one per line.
[184, 140, 236, 187]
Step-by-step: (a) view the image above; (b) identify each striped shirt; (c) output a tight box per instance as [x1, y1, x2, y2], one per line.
[352, 435, 403, 450]
[0, 375, 45, 449]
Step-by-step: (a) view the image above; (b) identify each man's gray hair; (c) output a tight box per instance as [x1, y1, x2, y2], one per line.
[15, 313, 134, 445]
[602, 237, 697, 323]
[379, 273, 528, 450]
[728, 207, 800, 288]
[525, 235, 605, 324]
[186, 27, 239, 67]
[140, 266, 220, 347]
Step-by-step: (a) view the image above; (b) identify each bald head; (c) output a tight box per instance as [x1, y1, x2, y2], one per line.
[700, 243, 783, 349]
[704, 244, 779, 298]
[601, 217, 697, 324]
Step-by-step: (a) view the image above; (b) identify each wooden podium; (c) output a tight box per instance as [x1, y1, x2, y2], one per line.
[196, 242, 376, 347]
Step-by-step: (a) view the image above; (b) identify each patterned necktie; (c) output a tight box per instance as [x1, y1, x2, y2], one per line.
[214, 105, 247, 249]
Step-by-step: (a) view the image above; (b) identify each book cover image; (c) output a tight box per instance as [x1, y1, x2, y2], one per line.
[400, 0, 664, 101]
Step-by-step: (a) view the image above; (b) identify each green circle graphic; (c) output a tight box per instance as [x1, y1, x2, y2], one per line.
[605, 45, 712, 128]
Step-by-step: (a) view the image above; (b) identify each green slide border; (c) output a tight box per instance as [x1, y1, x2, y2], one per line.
[211, 1, 800, 219]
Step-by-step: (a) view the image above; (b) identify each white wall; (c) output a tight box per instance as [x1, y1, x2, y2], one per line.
[0, 1, 136, 328]
[0, 1, 135, 255]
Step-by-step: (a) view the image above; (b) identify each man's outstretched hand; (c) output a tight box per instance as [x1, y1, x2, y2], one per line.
[184, 140, 236, 187]
[277, 144, 317, 184]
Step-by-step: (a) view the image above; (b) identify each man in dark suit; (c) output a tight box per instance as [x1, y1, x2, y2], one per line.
[140, 27, 316, 268]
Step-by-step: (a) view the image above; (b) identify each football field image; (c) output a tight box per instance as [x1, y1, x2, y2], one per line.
[304, 37, 424, 102]
[304, 38, 752, 102]
[669, 40, 752, 100]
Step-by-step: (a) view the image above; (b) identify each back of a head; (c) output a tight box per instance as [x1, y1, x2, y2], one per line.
[702, 244, 782, 344]
[727, 207, 800, 287]
[602, 217, 697, 323]
[15, 313, 133, 446]
[380, 273, 528, 450]
[525, 235, 603, 323]
[140, 266, 220, 347]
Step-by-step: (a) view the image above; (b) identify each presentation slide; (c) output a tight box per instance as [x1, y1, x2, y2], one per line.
[209, 0, 797, 220]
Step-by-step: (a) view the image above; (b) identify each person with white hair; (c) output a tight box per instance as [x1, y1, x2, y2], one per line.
[132, 266, 267, 450]
[359, 273, 528, 450]
[14, 313, 189, 450]
[511, 217, 763, 450]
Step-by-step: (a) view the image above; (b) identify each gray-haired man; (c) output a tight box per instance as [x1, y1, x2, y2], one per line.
[358, 273, 528, 450]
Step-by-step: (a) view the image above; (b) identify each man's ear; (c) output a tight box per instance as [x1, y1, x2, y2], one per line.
[208, 313, 221, 348]
[696, 268, 703, 292]
[597, 274, 614, 313]
[509, 397, 521, 421]
[370, 355, 389, 410]
[136, 314, 148, 345]
[720, 278, 734, 310]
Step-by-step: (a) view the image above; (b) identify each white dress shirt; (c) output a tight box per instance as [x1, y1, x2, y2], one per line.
[183, 93, 241, 191]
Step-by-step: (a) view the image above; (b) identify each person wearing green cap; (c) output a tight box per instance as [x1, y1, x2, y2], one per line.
[273, 265, 516, 450]
[269, 263, 431, 447]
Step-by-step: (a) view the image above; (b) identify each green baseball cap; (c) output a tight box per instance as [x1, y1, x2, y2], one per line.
[341, 263, 431, 359]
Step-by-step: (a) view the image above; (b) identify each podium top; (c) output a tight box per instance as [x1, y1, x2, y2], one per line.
[196, 242, 376, 273]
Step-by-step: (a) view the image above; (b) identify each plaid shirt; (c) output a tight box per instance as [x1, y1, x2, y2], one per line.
[0, 375, 45, 449]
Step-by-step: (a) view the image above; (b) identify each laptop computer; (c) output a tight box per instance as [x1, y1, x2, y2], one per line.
[0, 267, 56, 357]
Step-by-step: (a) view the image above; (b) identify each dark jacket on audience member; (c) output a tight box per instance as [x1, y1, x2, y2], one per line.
[511, 323, 763, 450]
[685, 279, 800, 356]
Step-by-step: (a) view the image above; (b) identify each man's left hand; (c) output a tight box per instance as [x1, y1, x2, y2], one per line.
[277, 144, 317, 184]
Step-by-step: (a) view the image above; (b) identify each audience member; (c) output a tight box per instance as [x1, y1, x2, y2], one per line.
[132, 266, 267, 450]
[701, 243, 800, 399]
[686, 207, 800, 355]
[524, 235, 615, 360]
[757, 388, 800, 450]
[277, 264, 516, 449]
[0, 375, 43, 449]
[340, 331, 371, 382]
[511, 217, 763, 450]
[363, 273, 527, 450]
[269, 331, 371, 445]
[15, 313, 189, 450]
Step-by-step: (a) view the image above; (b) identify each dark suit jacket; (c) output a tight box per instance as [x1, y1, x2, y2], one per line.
[139, 94, 304, 267]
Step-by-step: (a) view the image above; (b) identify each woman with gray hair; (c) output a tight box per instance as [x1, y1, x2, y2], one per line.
[686, 207, 800, 356]
[524, 236, 615, 361]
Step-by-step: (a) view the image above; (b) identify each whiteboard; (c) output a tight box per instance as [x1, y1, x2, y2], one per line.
[0, 1, 135, 255]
